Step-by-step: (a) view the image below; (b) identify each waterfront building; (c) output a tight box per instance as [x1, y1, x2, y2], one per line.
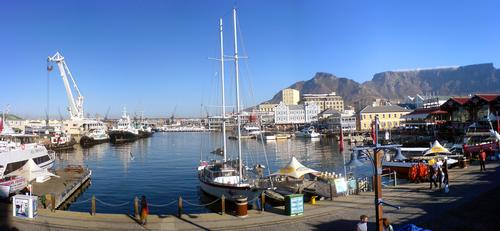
[258, 103, 278, 112]
[322, 109, 357, 132]
[282, 88, 300, 105]
[274, 101, 319, 124]
[402, 107, 449, 130]
[440, 94, 500, 130]
[359, 105, 411, 131]
[302, 92, 344, 112]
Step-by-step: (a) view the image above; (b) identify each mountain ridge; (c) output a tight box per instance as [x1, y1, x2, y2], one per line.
[266, 63, 500, 109]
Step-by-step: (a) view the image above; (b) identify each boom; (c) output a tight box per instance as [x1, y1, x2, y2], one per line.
[47, 52, 84, 120]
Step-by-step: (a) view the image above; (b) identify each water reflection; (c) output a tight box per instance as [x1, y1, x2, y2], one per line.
[57, 132, 366, 214]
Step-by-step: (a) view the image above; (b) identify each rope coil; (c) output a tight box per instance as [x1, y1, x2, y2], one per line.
[95, 198, 130, 207]
[183, 198, 220, 207]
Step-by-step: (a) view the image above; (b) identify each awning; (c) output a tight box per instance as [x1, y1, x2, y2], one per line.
[424, 140, 451, 155]
[271, 157, 318, 178]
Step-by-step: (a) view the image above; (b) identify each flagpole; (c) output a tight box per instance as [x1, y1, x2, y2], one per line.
[340, 119, 347, 181]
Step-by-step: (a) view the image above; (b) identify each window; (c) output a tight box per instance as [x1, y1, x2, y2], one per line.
[4, 160, 28, 175]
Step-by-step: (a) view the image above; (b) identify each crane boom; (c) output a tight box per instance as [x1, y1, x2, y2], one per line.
[47, 52, 84, 120]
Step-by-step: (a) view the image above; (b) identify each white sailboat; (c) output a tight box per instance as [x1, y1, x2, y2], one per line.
[198, 9, 262, 201]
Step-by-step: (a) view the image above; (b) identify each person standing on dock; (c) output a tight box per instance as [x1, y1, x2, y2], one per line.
[443, 158, 450, 193]
[479, 148, 487, 172]
[140, 195, 149, 225]
[356, 215, 368, 231]
[429, 163, 438, 190]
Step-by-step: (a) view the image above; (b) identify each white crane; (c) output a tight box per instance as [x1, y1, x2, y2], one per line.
[47, 52, 84, 121]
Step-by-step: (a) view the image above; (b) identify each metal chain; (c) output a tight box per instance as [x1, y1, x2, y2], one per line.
[95, 198, 130, 207]
[183, 198, 220, 207]
[148, 200, 178, 207]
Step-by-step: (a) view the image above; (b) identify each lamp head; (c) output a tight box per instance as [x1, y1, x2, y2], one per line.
[346, 150, 364, 168]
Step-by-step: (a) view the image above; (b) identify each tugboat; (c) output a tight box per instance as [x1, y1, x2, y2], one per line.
[109, 108, 139, 144]
[80, 126, 109, 147]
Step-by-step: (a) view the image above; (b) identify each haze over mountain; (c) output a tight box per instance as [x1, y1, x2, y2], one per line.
[267, 63, 500, 108]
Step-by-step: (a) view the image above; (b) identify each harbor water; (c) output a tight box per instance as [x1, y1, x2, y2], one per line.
[56, 132, 370, 214]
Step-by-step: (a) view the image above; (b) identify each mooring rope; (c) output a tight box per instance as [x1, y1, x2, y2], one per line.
[69, 197, 93, 205]
[182, 198, 220, 207]
[95, 198, 130, 207]
[148, 200, 178, 207]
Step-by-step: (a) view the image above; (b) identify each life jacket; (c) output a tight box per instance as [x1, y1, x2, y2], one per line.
[408, 164, 418, 182]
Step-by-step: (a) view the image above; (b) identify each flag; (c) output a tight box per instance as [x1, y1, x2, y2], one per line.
[339, 126, 344, 153]
[0, 117, 3, 133]
[370, 120, 376, 144]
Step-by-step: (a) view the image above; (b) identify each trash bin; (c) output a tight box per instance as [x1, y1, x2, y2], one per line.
[12, 194, 38, 218]
[285, 194, 303, 216]
[234, 195, 247, 217]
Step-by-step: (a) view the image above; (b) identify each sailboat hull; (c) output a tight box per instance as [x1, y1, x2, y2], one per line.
[199, 178, 261, 202]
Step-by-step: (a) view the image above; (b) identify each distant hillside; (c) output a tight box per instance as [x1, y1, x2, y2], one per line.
[266, 63, 500, 109]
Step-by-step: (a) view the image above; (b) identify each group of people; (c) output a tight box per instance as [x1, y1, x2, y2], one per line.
[428, 158, 449, 191]
[356, 215, 393, 231]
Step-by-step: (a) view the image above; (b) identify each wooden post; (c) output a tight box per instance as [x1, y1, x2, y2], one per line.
[261, 192, 265, 212]
[51, 193, 56, 212]
[91, 195, 96, 216]
[393, 171, 397, 186]
[134, 196, 139, 219]
[374, 149, 384, 231]
[329, 183, 334, 201]
[178, 196, 183, 218]
[221, 195, 225, 215]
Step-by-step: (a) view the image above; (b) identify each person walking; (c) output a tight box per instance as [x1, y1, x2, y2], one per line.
[140, 195, 149, 225]
[443, 158, 450, 193]
[382, 218, 394, 231]
[356, 215, 368, 231]
[479, 148, 487, 172]
[429, 163, 438, 190]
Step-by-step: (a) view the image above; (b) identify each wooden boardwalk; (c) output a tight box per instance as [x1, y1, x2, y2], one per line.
[32, 166, 91, 209]
[1, 161, 499, 231]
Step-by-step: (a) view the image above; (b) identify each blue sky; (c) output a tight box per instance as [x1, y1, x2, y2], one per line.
[1, 0, 499, 118]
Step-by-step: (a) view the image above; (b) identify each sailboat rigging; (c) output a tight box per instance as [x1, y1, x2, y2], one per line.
[198, 9, 264, 201]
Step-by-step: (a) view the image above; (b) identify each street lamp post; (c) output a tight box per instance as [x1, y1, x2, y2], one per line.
[347, 115, 400, 231]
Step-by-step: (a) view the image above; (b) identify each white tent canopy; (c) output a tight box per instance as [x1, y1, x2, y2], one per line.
[271, 156, 319, 178]
[424, 140, 451, 155]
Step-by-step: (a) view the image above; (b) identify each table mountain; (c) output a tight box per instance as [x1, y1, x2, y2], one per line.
[267, 63, 500, 108]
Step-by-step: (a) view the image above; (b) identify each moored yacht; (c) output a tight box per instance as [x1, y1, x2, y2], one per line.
[0, 135, 56, 179]
[296, 126, 320, 138]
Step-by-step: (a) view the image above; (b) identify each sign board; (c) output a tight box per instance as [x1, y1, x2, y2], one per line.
[12, 194, 38, 218]
[334, 178, 348, 194]
[285, 194, 304, 216]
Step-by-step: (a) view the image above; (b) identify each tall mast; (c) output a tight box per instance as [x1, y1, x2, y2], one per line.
[219, 18, 228, 162]
[233, 8, 243, 179]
